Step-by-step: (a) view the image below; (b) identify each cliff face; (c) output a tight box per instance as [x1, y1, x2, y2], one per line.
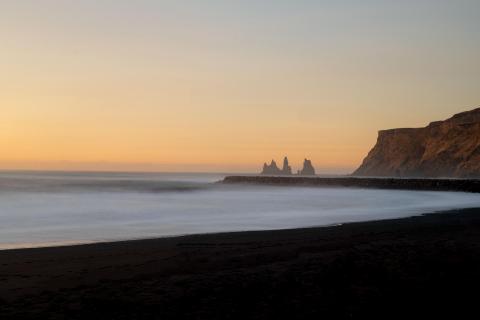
[353, 108, 480, 178]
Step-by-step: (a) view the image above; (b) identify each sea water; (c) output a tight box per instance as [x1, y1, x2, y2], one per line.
[0, 171, 479, 249]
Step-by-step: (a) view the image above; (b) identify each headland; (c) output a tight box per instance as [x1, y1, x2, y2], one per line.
[221, 175, 480, 193]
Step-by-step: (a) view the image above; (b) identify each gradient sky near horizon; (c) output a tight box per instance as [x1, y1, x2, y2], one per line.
[1, 0, 479, 173]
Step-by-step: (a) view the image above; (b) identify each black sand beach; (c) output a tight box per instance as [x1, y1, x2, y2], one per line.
[1, 208, 480, 319]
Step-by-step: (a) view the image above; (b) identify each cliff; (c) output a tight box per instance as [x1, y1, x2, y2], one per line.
[353, 108, 480, 178]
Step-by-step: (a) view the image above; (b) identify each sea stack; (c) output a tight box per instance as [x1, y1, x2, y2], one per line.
[261, 157, 293, 175]
[299, 159, 316, 176]
[353, 107, 480, 178]
[261, 160, 281, 175]
[281, 157, 292, 175]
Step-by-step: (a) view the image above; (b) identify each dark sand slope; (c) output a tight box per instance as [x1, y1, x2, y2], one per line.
[1, 209, 480, 319]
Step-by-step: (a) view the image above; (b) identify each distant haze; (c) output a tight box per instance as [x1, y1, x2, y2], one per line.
[1, 1, 479, 173]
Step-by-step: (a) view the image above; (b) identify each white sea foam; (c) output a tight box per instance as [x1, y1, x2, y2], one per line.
[0, 171, 479, 249]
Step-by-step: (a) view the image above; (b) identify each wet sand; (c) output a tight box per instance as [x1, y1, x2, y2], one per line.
[1, 208, 480, 319]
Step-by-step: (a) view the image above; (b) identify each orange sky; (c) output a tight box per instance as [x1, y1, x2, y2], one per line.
[1, 1, 479, 173]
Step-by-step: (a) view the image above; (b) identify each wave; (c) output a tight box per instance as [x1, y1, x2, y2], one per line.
[0, 172, 220, 194]
[1, 171, 480, 250]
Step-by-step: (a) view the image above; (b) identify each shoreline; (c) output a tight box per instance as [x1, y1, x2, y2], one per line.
[221, 175, 480, 193]
[1, 207, 480, 319]
[0, 206, 474, 252]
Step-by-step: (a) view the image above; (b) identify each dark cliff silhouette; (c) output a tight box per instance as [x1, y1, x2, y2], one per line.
[354, 107, 480, 178]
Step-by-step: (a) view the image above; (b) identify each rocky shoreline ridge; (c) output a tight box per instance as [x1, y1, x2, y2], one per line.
[221, 176, 480, 193]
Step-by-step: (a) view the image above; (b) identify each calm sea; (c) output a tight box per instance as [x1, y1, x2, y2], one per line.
[0, 171, 479, 249]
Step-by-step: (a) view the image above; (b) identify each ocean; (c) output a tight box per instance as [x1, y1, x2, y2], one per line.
[1, 171, 479, 250]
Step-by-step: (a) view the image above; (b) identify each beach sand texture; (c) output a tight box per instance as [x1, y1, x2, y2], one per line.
[1, 208, 479, 319]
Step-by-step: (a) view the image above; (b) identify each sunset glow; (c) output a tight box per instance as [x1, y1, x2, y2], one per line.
[2, 1, 479, 172]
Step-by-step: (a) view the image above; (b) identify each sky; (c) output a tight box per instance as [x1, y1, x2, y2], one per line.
[1, 0, 479, 173]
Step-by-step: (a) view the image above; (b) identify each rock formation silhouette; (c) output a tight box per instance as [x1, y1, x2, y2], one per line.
[281, 157, 292, 175]
[299, 159, 316, 176]
[261, 157, 293, 175]
[262, 160, 282, 175]
[261, 157, 314, 176]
